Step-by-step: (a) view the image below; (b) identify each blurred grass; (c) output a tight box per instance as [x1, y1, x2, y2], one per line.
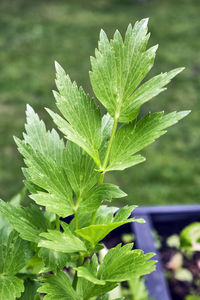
[0, 0, 199, 205]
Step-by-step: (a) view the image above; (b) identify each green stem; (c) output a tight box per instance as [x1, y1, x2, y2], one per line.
[74, 210, 78, 230]
[72, 255, 84, 290]
[56, 214, 60, 231]
[91, 116, 119, 224]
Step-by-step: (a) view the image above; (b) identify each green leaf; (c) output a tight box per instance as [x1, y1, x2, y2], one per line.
[18, 278, 40, 300]
[0, 228, 33, 274]
[121, 68, 184, 119]
[76, 266, 106, 285]
[114, 205, 137, 222]
[98, 244, 156, 281]
[99, 113, 114, 160]
[38, 271, 77, 300]
[24, 105, 65, 166]
[39, 223, 87, 253]
[109, 111, 190, 171]
[90, 19, 158, 122]
[0, 200, 49, 243]
[105, 155, 145, 172]
[38, 248, 72, 271]
[48, 61, 102, 165]
[180, 222, 200, 251]
[76, 219, 143, 247]
[65, 141, 97, 198]
[78, 184, 127, 214]
[0, 275, 24, 300]
[0, 228, 33, 300]
[77, 255, 117, 299]
[15, 139, 74, 218]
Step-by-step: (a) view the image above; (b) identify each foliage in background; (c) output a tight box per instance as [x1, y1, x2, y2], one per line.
[0, 0, 199, 205]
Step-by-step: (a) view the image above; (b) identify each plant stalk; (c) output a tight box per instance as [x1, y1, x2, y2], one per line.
[56, 214, 60, 231]
[91, 116, 119, 224]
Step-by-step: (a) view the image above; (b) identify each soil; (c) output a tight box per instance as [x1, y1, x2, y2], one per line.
[159, 238, 200, 300]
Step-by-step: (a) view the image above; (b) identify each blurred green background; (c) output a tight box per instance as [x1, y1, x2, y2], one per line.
[0, 0, 199, 206]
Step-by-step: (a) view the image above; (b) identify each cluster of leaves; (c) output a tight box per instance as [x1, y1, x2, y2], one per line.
[0, 19, 189, 299]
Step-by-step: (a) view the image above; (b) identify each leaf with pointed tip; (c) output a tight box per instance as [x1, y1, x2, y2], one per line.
[114, 205, 137, 222]
[39, 223, 87, 253]
[90, 19, 158, 122]
[76, 218, 144, 247]
[49, 62, 102, 165]
[109, 111, 190, 170]
[38, 248, 72, 271]
[38, 271, 77, 300]
[23, 105, 65, 165]
[77, 255, 117, 299]
[76, 266, 106, 285]
[95, 205, 119, 225]
[98, 244, 156, 281]
[15, 139, 74, 218]
[64, 141, 97, 198]
[105, 154, 145, 172]
[121, 68, 184, 119]
[0, 275, 24, 300]
[0, 200, 49, 243]
[78, 184, 127, 214]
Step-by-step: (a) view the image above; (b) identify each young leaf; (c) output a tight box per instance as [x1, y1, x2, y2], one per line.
[38, 271, 77, 300]
[78, 184, 127, 214]
[76, 266, 106, 285]
[180, 222, 200, 251]
[108, 111, 190, 171]
[0, 200, 49, 243]
[48, 61, 102, 165]
[39, 223, 87, 253]
[15, 139, 74, 217]
[64, 141, 97, 198]
[98, 244, 156, 281]
[90, 19, 157, 122]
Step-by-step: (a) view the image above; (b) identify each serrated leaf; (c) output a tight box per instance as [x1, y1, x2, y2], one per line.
[76, 266, 106, 285]
[105, 155, 145, 172]
[48, 61, 102, 165]
[77, 255, 117, 299]
[109, 111, 190, 170]
[121, 68, 184, 119]
[95, 205, 119, 225]
[38, 248, 72, 271]
[64, 141, 97, 198]
[0, 275, 24, 300]
[114, 205, 137, 222]
[90, 19, 158, 122]
[98, 244, 156, 281]
[76, 219, 143, 247]
[0, 228, 33, 274]
[15, 139, 74, 218]
[38, 271, 77, 300]
[78, 184, 127, 214]
[23, 105, 65, 165]
[0, 200, 49, 243]
[39, 223, 87, 253]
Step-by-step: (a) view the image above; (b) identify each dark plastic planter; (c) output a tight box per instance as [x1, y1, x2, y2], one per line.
[132, 205, 200, 300]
